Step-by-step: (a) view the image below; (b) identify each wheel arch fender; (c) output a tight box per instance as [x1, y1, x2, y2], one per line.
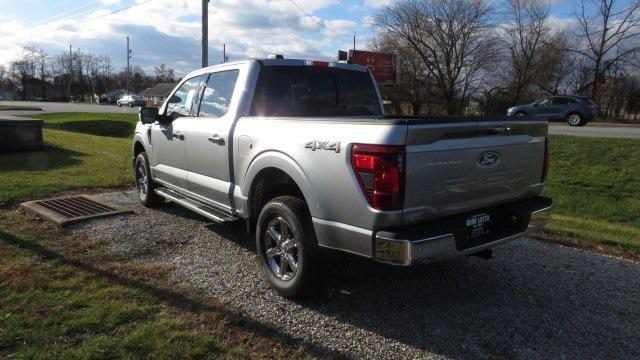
[131, 133, 149, 166]
[243, 151, 319, 217]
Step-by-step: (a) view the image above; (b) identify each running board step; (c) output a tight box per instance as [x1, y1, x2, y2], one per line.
[155, 188, 239, 223]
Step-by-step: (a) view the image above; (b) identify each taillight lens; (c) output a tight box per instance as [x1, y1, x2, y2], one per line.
[585, 99, 596, 109]
[542, 137, 549, 182]
[351, 144, 405, 210]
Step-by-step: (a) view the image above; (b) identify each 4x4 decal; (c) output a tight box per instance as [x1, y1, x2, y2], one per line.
[305, 141, 341, 153]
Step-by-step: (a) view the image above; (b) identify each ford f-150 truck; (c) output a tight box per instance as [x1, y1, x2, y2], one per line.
[132, 57, 552, 298]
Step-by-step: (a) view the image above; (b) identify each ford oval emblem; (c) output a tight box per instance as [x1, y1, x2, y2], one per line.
[478, 151, 501, 168]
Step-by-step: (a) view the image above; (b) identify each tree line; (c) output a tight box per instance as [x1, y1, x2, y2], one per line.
[0, 47, 176, 102]
[373, 0, 640, 122]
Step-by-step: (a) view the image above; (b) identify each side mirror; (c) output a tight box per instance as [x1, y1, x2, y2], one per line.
[139, 107, 159, 124]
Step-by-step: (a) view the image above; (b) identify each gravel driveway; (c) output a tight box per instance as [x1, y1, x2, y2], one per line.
[74, 191, 640, 359]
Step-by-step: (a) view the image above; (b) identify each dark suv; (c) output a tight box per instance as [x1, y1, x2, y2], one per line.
[99, 89, 128, 104]
[507, 96, 598, 126]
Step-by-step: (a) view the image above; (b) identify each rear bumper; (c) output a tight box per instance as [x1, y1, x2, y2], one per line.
[374, 196, 552, 266]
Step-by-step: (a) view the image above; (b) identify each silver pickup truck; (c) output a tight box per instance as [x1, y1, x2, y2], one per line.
[132, 57, 552, 298]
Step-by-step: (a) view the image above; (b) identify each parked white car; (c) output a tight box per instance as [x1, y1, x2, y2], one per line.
[117, 94, 146, 107]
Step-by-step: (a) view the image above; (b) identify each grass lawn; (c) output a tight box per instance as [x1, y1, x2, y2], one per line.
[0, 227, 309, 358]
[34, 112, 138, 138]
[543, 135, 640, 254]
[0, 113, 136, 206]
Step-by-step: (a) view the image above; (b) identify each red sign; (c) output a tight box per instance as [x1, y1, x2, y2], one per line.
[349, 50, 396, 83]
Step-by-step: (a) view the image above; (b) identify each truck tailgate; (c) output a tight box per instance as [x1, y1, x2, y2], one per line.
[401, 118, 547, 224]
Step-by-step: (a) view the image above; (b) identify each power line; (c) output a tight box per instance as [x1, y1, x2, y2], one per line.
[57, 0, 155, 30]
[21, 0, 75, 23]
[28, 0, 104, 28]
[13, 0, 155, 44]
[287, 0, 351, 38]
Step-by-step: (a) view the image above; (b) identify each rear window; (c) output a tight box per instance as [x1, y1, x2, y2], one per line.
[250, 66, 381, 117]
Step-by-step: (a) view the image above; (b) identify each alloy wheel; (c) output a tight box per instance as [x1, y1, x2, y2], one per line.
[136, 163, 148, 200]
[264, 216, 299, 281]
[567, 114, 582, 126]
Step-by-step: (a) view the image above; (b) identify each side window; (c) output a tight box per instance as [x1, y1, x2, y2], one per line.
[534, 98, 550, 105]
[553, 97, 571, 105]
[166, 76, 202, 119]
[198, 70, 240, 117]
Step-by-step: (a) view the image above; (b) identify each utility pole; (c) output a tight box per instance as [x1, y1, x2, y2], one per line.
[353, 33, 356, 52]
[68, 45, 72, 101]
[202, 0, 209, 67]
[223, 43, 226, 63]
[126, 36, 132, 95]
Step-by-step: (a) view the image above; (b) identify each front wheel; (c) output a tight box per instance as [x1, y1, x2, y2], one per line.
[134, 152, 162, 207]
[256, 196, 319, 298]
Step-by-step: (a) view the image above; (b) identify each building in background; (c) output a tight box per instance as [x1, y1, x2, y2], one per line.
[140, 83, 176, 106]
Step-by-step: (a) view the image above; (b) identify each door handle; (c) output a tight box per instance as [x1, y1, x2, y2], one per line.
[173, 132, 184, 140]
[208, 134, 225, 145]
[485, 125, 511, 135]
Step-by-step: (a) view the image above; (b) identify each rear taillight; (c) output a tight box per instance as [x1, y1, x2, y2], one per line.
[542, 137, 549, 182]
[351, 144, 405, 211]
[585, 99, 597, 109]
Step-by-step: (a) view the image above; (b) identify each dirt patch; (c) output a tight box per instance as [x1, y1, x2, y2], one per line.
[532, 230, 640, 263]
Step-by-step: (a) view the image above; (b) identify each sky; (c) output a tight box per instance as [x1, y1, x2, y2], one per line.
[0, 0, 608, 76]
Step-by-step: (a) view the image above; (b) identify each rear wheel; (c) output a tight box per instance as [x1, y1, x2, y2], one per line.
[134, 152, 162, 207]
[256, 196, 319, 298]
[566, 112, 584, 126]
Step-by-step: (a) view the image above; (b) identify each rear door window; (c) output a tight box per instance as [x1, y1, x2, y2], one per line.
[250, 66, 381, 117]
[552, 97, 571, 105]
[198, 70, 240, 117]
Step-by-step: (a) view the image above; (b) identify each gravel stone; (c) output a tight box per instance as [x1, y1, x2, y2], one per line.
[74, 191, 640, 359]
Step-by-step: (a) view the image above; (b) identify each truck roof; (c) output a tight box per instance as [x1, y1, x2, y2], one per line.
[184, 58, 369, 80]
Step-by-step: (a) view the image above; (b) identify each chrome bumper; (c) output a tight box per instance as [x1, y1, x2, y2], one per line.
[375, 203, 552, 266]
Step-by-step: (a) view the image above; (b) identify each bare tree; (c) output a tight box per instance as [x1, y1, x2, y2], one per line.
[154, 63, 176, 84]
[373, 31, 433, 114]
[570, 0, 640, 99]
[503, 0, 550, 104]
[533, 31, 574, 95]
[10, 47, 39, 100]
[82, 53, 100, 102]
[375, 0, 497, 115]
[0, 65, 6, 91]
[35, 49, 49, 100]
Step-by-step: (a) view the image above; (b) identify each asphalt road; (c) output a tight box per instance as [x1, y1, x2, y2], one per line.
[71, 191, 640, 359]
[2, 101, 640, 139]
[549, 123, 640, 139]
[0, 100, 137, 116]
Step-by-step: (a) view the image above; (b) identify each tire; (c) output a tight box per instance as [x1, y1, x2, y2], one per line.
[129, 103, 134, 108]
[566, 112, 585, 126]
[118, 103, 122, 107]
[134, 152, 162, 207]
[256, 196, 319, 298]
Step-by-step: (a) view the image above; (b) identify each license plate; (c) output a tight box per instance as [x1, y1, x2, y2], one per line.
[466, 214, 491, 238]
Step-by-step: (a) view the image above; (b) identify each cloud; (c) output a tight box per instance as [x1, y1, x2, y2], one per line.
[364, 0, 391, 9]
[0, 0, 359, 75]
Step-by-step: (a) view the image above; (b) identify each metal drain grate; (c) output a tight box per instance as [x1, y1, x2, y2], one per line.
[20, 195, 132, 227]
